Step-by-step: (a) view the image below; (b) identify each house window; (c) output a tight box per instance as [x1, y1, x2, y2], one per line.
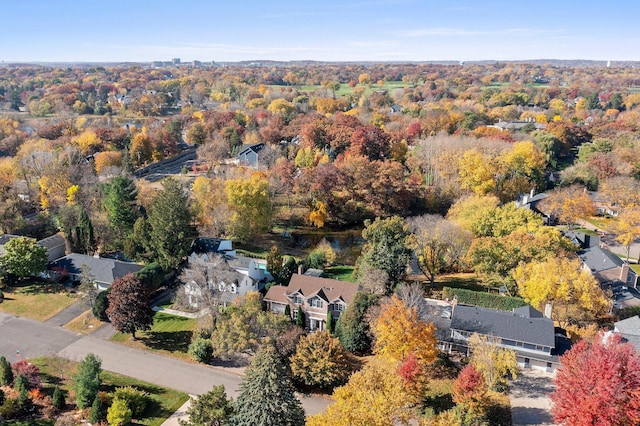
[310, 298, 323, 308]
[292, 295, 304, 305]
[501, 339, 516, 347]
[332, 303, 344, 312]
[292, 309, 298, 320]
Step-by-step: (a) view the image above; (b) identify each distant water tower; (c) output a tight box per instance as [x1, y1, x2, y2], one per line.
[460, 60, 465, 66]
[607, 60, 611, 67]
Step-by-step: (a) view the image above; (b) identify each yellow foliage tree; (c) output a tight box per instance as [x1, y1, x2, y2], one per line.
[66, 185, 80, 205]
[309, 200, 327, 228]
[267, 98, 295, 116]
[74, 130, 101, 154]
[539, 185, 596, 227]
[513, 256, 610, 326]
[94, 151, 123, 175]
[191, 176, 229, 237]
[446, 195, 500, 234]
[130, 132, 153, 166]
[468, 333, 518, 389]
[372, 295, 438, 365]
[458, 149, 498, 195]
[615, 207, 640, 262]
[225, 172, 272, 242]
[306, 359, 413, 426]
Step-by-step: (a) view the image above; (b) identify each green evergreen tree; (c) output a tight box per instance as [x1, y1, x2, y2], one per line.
[284, 304, 291, 319]
[14, 373, 29, 393]
[103, 175, 138, 243]
[326, 310, 335, 334]
[296, 306, 305, 328]
[93, 289, 110, 321]
[74, 208, 96, 254]
[335, 291, 380, 354]
[0, 388, 5, 406]
[16, 387, 32, 413]
[147, 178, 193, 269]
[230, 346, 305, 426]
[179, 385, 234, 426]
[0, 356, 13, 385]
[52, 385, 65, 409]
[74, 353, 102, 409]
[124, 216, 153, 262]
[89, 395, 108, 423]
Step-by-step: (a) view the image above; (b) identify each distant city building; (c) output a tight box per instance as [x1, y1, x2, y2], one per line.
[192, 60, 202, 68]
[152, 61, 163, 68]
[172, 58, 181, 66]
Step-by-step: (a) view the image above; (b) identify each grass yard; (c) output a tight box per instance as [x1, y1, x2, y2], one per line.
[63, 310, 105, 334]
[322, 265, 356, 282]
[585, 216, 616, 232]
[111, 312, 196, 360]
[427, 273, 486, 299]
[31, 356, 189, 426]
[0, 282, 77, 321]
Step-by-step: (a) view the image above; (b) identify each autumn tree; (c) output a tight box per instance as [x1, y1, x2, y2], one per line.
[551, 331, 640, 426]
[94, 151, 123, 175]
[372, 295, 438, 366]
[225, 172, 272, 242]
[335, 291, 380, 354]
[407, 214, 472, 287]
[106, 273, 154, 340]
[230, 345, 305, 426]
[451, 364, 488, 416]
[615, 207, 640, 262]
[539, 185, 596, 227]
[306, 359, 413, 426]
[290, 331, 356, 390]
[190, 176, 230, 237]
[458, 149, 498, 195]
[357, 216, 411, 293]
[147, 177, 193, 269]
[513, 256, 610, 326]
[1, 236, 47, 279]
[468, 333, 517, 391]
[180, 385, 234, 426]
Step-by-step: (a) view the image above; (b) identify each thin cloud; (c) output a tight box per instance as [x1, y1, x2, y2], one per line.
[396, 27, 565, 37]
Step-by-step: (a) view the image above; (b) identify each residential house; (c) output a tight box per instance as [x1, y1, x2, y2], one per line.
[48, 253, 144, 290]
[264, 274, 359, 331]
[191, 237, 236, 258]
[489, 118, 546, 131]
[614, 316, 640, 352]
[183, 251, 270, 308]
[564, 231, 637, 290]
[438, 303, 570, 372]
[237, 143, 265, 168]
[515, 189, 551, 223]
[0, 233, 66, 263]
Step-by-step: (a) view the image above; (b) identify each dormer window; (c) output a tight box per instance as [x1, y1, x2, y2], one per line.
[309, 298, 323, 308]
[292, 295, 304, 305]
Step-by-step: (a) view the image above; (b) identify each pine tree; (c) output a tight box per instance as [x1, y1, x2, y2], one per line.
[326, 311, 334, 334]
[0, 356, 13, 385]
[147, 177, 193, 269]
[74, 353, 102, 409]
[14, 373, 29, 393]
[52, 385, 65, 410]
[230, 345, 305, 426]
[284, 304, 291, 320]
[89, 395, 108, 423]
[180, 385, 234, 426]
[106, 273, 153, 340]
[103, 175, 138, 242]
[296, 307, 305, 329]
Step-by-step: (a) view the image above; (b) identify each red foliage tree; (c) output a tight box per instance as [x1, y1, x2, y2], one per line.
[12, 359, 42, 389]
[551, 331, 640, 426]
[452, 365, 487, 409]
[106, 273, 154, 340]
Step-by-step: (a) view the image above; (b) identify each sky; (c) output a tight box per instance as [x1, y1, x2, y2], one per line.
[2, 1, 639, 63]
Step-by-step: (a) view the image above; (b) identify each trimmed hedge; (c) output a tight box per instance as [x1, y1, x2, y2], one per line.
[442, 287, 527, 312]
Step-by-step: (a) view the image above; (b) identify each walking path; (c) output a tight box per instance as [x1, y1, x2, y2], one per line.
[510, 369, 557, 426]
[45, 300, 87, 326]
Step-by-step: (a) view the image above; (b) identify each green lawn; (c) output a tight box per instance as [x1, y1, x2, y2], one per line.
[111, 312, 196, 359]
[0, 282, 77, 321]
[322, 265, 356, 282]
[585, 216, 616, 232]
[31, 356, 189, 426]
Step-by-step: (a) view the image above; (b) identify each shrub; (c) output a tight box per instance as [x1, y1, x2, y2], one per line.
[52, 386, 65, 410]
[16, 389, 32, 413]
[12, 359, 42, 389]
[135, 263, 165, 292]
[14, 374, 29, 393]
[0, 290, 4, 301]
[0, 356, 13, 385]
[442, 287, 526, 311]
[0, 396, 16, 419]
[74, 353, 102, 409]
[112, 386, 149, 417]
[188, 337, 214, 363]
[0, 388, 4, 405]
[89, 395, 108, 423]
[93, 289, 110, 321]
[107, 398, 132, 426]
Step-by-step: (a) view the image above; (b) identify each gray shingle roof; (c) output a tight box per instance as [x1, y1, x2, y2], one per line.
[50, 253, 143, 285]
[451, 304, 555, 348]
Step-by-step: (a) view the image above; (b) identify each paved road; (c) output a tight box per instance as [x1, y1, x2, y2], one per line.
[0, 311, 331, 416]
[0, 312, 80, 363]
[510, 369, 557, 426]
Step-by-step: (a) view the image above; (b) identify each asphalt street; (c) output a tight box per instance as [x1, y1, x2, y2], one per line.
[0, 311, 331, 416]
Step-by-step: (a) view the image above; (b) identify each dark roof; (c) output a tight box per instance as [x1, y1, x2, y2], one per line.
[50, 253, 143, 285]
[451, 304, 555, 348]
[0, 234, 20, 246]
[191, 238, 231, 255]
[237, 143, 265, 156]
[37, 234, 66, 250]
[513, 305, 544, 318]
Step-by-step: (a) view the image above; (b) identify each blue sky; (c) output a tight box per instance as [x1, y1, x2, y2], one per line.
[2, 1, 638, 63]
